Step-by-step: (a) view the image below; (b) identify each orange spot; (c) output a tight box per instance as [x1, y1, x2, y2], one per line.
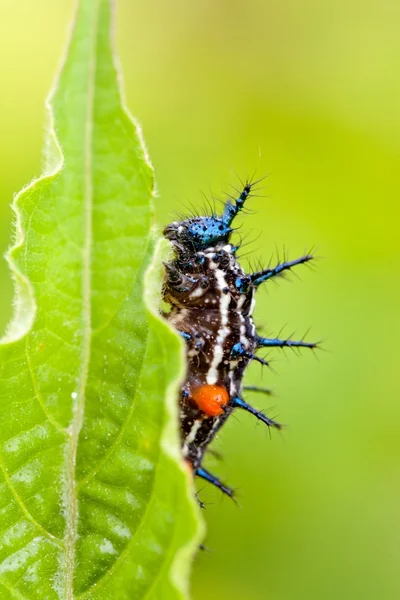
[191, 384, 229, 416]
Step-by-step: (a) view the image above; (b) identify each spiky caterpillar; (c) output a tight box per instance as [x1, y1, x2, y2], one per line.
[163, 180, 316, 499]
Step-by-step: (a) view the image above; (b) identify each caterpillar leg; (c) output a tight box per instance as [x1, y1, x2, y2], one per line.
[178, 330, 191, 341]
[251, 254, 314, 287]
[231, 342, 270, 367]
[196, 467, 235, 500]
[249, 354, 270, 367]
[195, 492, 206, 510]
[232, 396, 282, 430]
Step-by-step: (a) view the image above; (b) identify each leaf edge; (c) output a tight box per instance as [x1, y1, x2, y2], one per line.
[144, 234, 205, 599]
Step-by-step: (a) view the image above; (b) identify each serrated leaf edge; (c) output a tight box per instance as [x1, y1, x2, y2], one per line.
[1, 0, 156, 348]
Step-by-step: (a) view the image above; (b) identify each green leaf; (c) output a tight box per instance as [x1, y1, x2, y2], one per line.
[0, 1, 203, 599]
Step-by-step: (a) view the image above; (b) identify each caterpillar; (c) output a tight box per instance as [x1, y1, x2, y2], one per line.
[162, 178, 317, 499]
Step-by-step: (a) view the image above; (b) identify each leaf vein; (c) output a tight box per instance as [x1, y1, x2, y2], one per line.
[0, 578, 29, 600]
[25, 344, 67, 434]
[0, 454, 63, 547]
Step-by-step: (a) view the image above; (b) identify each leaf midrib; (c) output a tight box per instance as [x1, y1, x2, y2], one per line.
[64, 2, 98, 598]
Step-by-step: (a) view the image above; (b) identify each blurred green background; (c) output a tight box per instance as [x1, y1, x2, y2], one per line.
[1, 1, 399, 598]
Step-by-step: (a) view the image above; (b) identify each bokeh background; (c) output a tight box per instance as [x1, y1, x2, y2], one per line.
[1, 1, 399, 598]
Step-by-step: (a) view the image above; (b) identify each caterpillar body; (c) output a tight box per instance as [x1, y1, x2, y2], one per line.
[163, 180, 316, 498]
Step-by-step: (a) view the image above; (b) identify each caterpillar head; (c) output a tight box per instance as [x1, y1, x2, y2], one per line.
[164, 216, 232, 251]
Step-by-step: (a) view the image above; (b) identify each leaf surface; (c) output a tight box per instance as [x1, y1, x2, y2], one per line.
[0, 1, 202, 598]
